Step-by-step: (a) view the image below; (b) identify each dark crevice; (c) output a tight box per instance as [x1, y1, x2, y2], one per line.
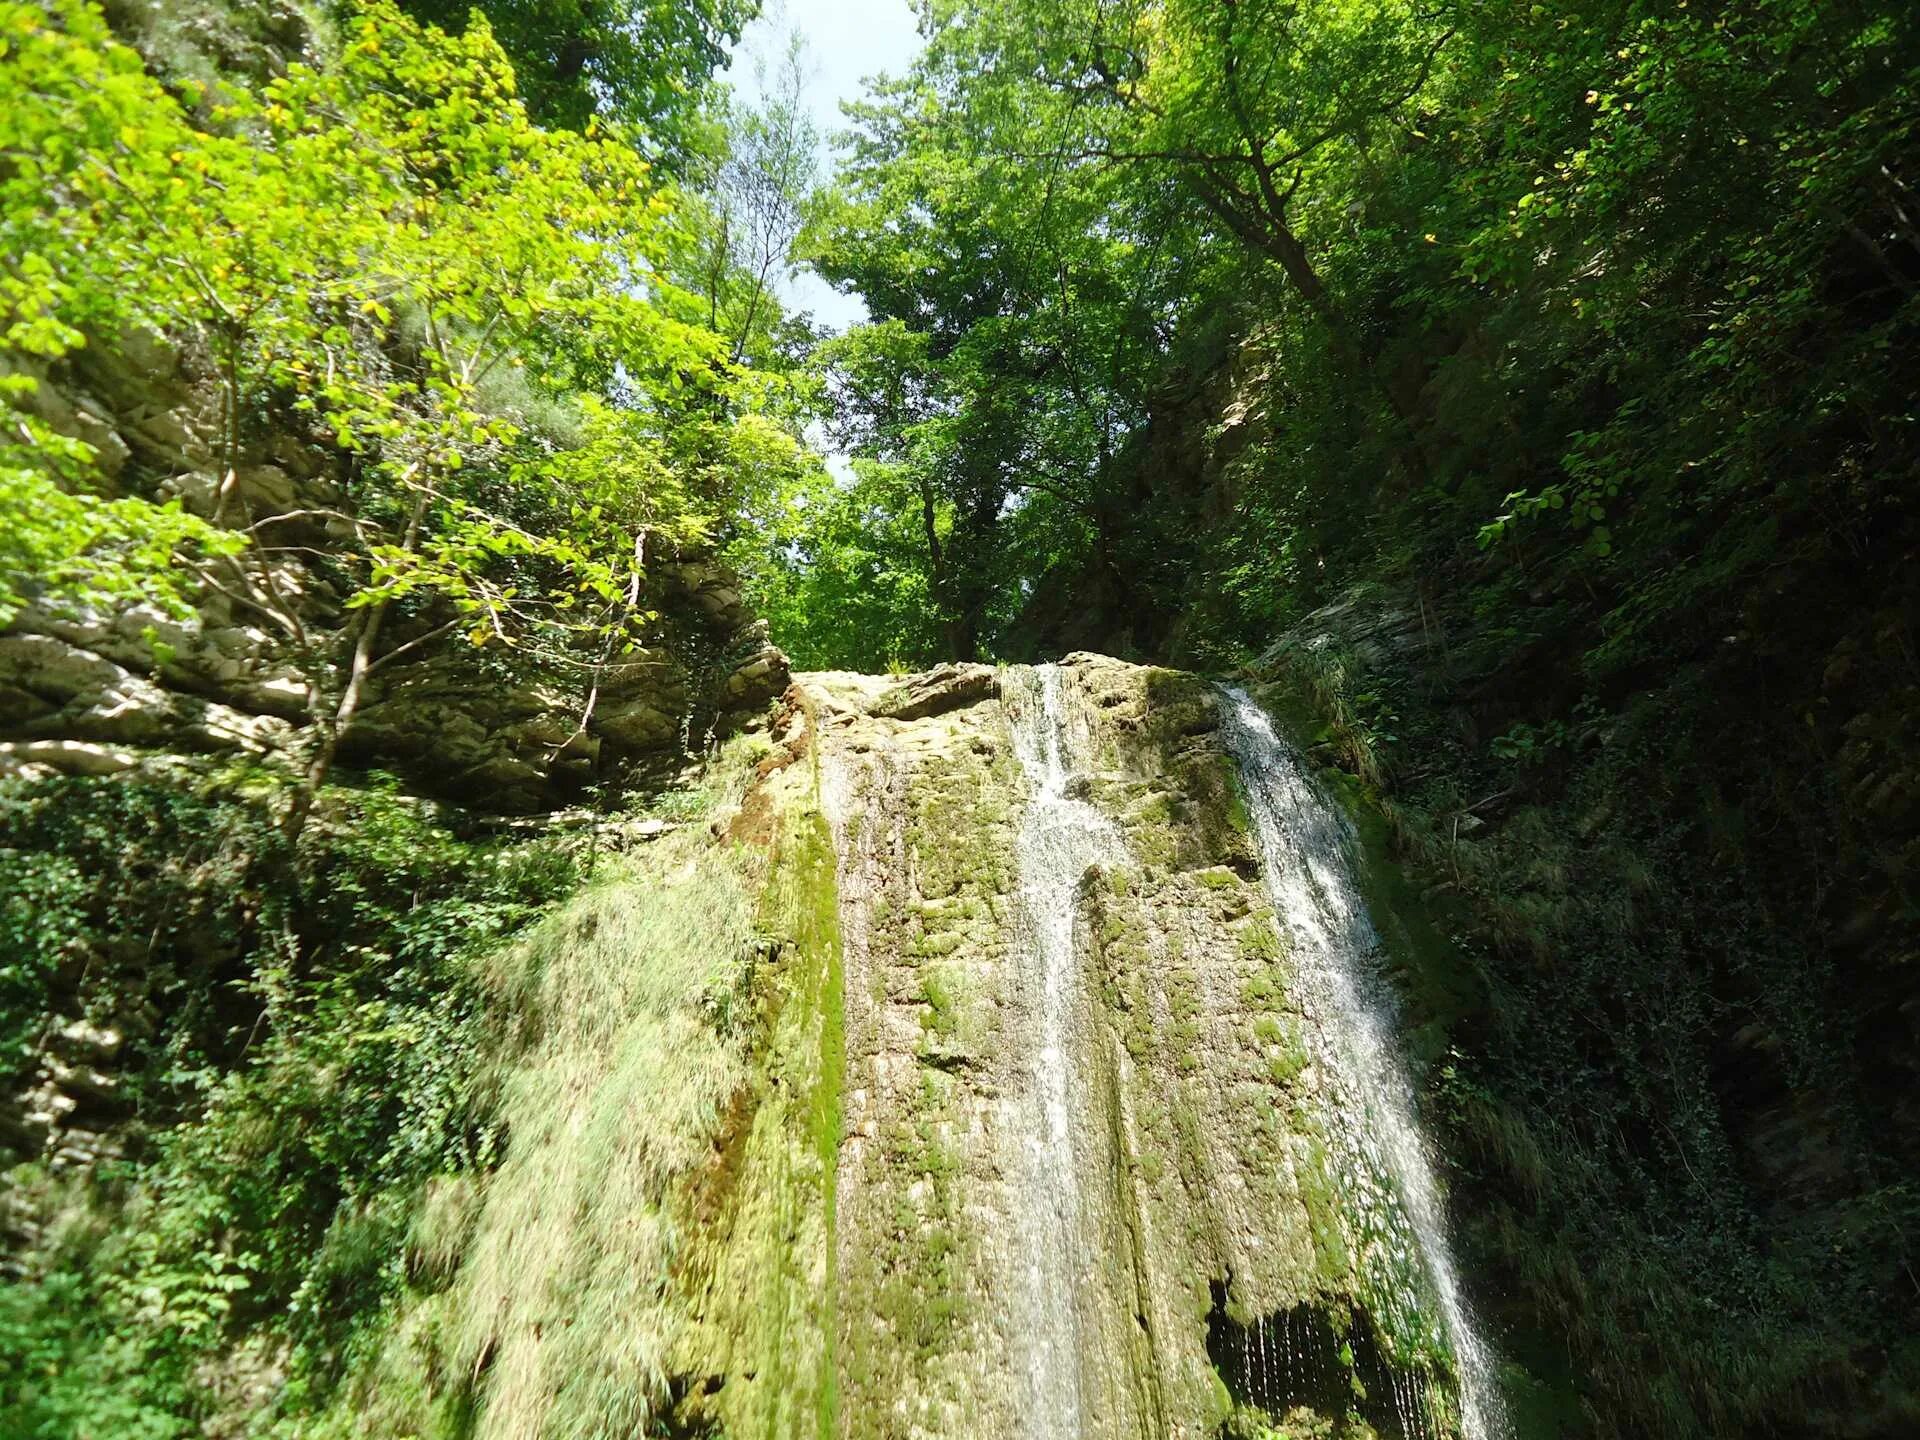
[1204, 1279, 1446, 1439]
[656, 1372, 726, 1437]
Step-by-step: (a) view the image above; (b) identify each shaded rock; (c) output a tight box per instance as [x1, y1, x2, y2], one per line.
[0, 740, 140, 777]
[1, 313, 791, 815]
[594, 697, 680, 750]
[656, 558, 757, 632]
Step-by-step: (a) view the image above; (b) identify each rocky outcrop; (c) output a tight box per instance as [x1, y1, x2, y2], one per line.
[865, 661, 1000, 721]
[0, 652, 1495, 1435]
[2, 331, 789, 810]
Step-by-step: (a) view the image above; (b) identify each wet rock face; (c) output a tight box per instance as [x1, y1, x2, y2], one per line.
[0, 334, 789, 809]
[802, 655, 1457, 1440]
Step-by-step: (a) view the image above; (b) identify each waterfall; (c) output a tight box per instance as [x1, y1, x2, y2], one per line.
[1217, 686, 1508, 1440]
[1005, 664, 1123, 1439]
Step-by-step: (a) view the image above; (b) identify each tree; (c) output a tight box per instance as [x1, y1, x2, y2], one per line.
[389, 0, 758, 158]
[741, 455, 944, 670]
[691, 26, 822, 365]
[2, 0, 762, 834]
[797, 0, 1223, 660]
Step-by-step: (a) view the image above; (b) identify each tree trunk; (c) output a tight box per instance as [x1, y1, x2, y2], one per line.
[279, 599, 387, 842]
[280, 486, 429, 843]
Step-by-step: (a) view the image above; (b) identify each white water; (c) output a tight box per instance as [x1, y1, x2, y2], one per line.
[1217, 686, 1508, 1440]
[1005, 664, 1123, 1440]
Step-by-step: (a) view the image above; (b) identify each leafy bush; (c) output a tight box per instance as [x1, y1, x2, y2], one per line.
[0, 766, 589, 1433]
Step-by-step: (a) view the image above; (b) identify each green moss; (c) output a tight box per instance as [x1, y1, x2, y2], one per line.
[904, 749, 1018, 901]
[1209, 1366, 1236, 1426]
[1242, 968, 1282, 1006]
[616, 729, 847, 1440]
[909, 928, 967, 958]
[1225, 778, 1254, 835]
[1296, 1138, 1355, 1294]
[1238, 916, 1284, 962]
[1268, 1051, 1305, 1086]
[796, 813, 847, 1440]
[919, 965, 963, 1038]
[833, 717, 1025, 1434]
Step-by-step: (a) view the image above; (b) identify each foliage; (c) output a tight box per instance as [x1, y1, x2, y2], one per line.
[0, 767, 588, 1437]
[0, 728, 822, 1440]
[0, 248, 243, 627]
[426, 830, 756, 1437]
[6, 0, 1919, 1433]
[689, 25, 823, 365]
[783, 0, 1920, 1432]
[792, 0, 1920, 664]
[744, 455, 945, 670]
[800, 19, 1152, 656]
[789, 0, 1456, 664]
[0, 4, 828, 1436]
[2, 0, 801, 825]
[7, 0, 712, 620]
[389, 0, 756, 154]
[0, 773, 282, 1092]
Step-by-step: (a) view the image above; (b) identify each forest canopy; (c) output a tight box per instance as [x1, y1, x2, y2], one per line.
[761, 0, 1920, 675]
[19, 0, 1917, 679]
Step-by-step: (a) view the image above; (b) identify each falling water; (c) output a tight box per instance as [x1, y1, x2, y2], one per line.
[1217, 686, 1508, 1440]
[1005, 664, 1124, 1438]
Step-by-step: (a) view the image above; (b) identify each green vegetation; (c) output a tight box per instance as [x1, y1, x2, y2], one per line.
[780, 0, 1920, 678]
[7, 0, 1920, 1435]
[0, 2, 839, 1433]
[0, 728, 849, 1438]
[2, 0, 819, 831]
[421, 829, 757, 1437]
[0, 766, 589, 1434]
[391, 0, 754, 151]
[753, 1, 1920, 1434]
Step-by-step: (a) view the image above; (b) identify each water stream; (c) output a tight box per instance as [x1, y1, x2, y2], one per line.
[1217, 685, 1508, 1440]
[1005, 664, 1123, 1440]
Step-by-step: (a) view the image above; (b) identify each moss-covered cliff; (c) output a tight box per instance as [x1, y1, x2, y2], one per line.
[4, 655, 1520, 1438]
[800, 656, 1498, 1440]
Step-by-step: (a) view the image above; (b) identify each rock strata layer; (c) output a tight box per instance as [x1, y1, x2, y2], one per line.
[2, 332, 787, 809]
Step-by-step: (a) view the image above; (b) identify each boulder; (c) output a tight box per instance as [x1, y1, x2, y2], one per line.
[869, 662, 1000, 721]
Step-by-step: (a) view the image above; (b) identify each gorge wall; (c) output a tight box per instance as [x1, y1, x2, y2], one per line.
[0, 325, 789, 1179]
[0, 327, 788, 812]
[9, 6, 1914, 1438]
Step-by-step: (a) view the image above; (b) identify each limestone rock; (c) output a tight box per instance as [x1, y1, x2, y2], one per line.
[2, 319, 791, 814]
[868, 661, 1000, 720]
[0, 740, 140, 778]
[789, 655, 1417, 1438]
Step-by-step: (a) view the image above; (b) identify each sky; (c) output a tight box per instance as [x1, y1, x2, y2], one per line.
[720, 0, 924, 332]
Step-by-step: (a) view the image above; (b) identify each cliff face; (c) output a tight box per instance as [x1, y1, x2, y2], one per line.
[0, 329, 789, 811]
[205, 655, 1497, 1440]
[747, 655, 1489, 1439]
[0, 617, 1533, 1435]
[0, 326, 788, 1185]
[1233, 588, 1920, 1436]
